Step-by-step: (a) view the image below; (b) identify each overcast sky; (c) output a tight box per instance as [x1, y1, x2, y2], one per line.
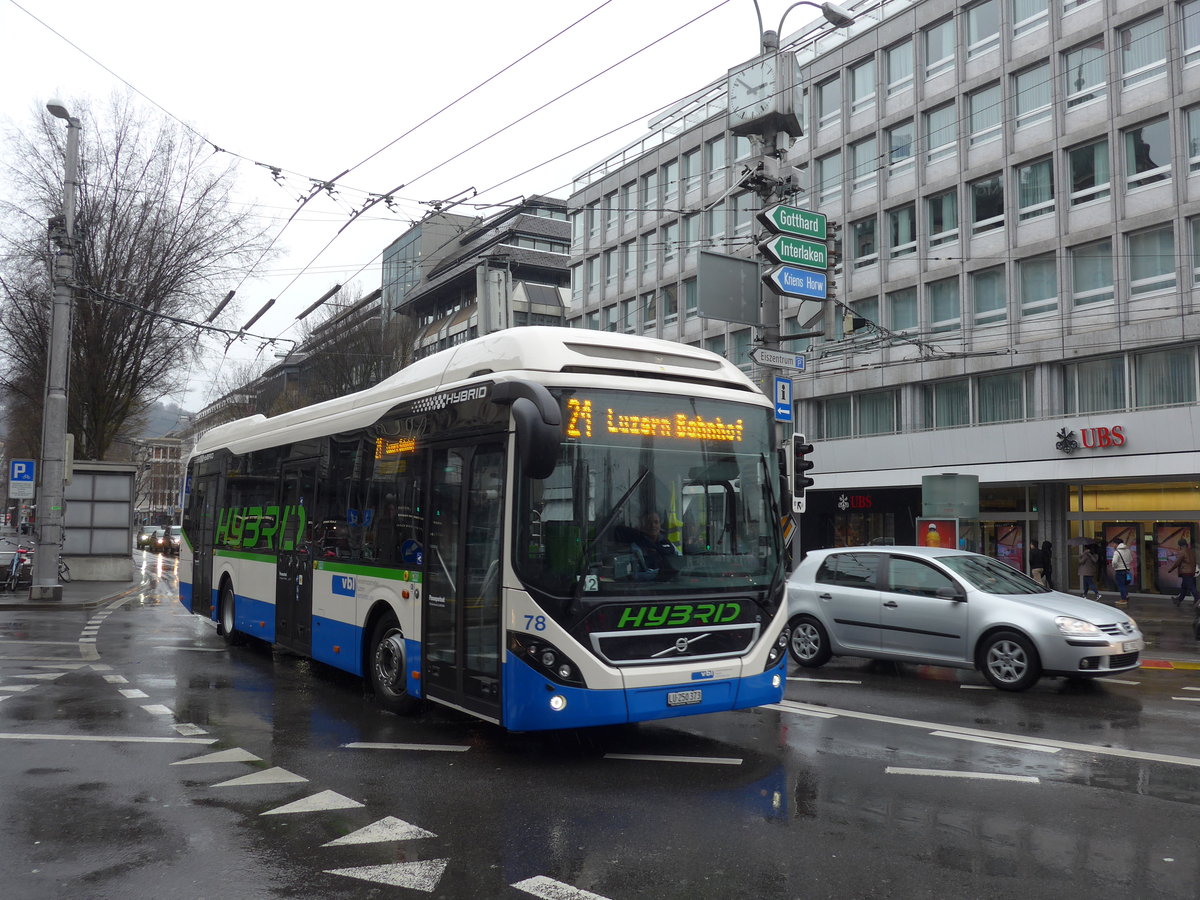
[1, 0, 823, 412]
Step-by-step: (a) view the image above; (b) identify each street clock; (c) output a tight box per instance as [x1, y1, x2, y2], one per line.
[726, 52, 803, 138]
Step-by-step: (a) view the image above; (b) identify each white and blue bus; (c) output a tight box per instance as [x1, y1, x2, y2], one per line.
[179, 327, 789, 730]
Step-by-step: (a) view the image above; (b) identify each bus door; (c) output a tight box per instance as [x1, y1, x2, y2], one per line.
[189, 474, 220, 618]
[423, 440, 505, 722]
[275, 462, 316, 655]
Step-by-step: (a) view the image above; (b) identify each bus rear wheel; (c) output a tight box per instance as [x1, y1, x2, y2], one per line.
[217, 582, 244, 646]
[369, 615, 420, 715]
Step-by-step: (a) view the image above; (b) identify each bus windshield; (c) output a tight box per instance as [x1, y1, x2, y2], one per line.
[515, 389, 782, 610]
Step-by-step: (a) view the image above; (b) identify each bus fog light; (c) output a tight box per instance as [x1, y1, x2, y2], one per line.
[557, 663, 572, 679]
[771, 674, 781, 689]
[549, 694, 567, 711]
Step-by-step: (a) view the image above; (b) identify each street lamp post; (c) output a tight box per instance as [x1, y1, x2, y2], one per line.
[32, 99, 81, 601]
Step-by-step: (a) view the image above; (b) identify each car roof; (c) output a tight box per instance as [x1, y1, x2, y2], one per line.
[803, 546, 978, 561]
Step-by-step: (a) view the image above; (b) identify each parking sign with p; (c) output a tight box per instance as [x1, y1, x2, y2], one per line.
[9, 459, 35, 499]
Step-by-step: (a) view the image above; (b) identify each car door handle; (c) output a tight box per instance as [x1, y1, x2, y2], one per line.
[883, 600, 898, 608]
[819, 592, 832, 600]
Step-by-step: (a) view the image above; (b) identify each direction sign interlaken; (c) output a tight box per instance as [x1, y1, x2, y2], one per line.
[759, 234, 827, 270]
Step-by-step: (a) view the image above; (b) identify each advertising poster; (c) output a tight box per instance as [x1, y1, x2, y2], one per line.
[1103, 523, 1140, 591]
[1155, 523, 1196, 594]
[994, 523, 1024, 572]
[916, 518, 957, 549]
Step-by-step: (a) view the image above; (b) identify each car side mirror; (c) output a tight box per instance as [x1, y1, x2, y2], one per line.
[936, 586, 965, 602]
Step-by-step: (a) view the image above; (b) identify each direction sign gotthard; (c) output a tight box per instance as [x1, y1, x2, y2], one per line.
[756, 203, 827, 241]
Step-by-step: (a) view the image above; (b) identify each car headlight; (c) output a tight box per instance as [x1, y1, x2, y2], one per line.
[1055, 616, 1103, 637]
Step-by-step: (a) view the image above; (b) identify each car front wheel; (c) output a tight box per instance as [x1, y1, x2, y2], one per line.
[979, 630, 1040, 691]
[787, 614, 832, 668]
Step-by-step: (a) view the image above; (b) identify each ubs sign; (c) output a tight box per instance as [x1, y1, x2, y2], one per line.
[1055, 425, 1126, 455]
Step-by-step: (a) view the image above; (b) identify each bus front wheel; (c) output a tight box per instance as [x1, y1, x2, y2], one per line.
[369, 615, 421, 715]
[217, 582, 244, 646]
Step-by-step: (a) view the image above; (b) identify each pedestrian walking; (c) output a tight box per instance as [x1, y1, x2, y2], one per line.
[1078, 542, 1102, 601]
[1168, 539, 1200, 608]
[1039, 540, 1054, 590]
[1029, 542, 1048, 587]
[1111, 540, 1133, 606]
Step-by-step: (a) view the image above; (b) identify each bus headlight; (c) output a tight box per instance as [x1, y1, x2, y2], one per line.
[508, 632, 586, 688]
[763, 626, 789, 671]
[549, 695, 567, 711]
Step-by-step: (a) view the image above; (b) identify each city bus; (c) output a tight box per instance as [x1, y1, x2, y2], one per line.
[179, 327, 789, 730]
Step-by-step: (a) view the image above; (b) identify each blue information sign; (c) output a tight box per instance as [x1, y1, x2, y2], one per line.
[774, 377, 794, 423]
[762, 265, 828, 300]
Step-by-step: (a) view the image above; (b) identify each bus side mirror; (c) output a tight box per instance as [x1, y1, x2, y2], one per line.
[492, 380, 561, 481]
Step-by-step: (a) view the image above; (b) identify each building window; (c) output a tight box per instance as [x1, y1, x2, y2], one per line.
[1065, 356, 1125, 414]
[1012, 0, 1048, 36]
[571, 211, 584, 253]
[970, 174, 1004, 234]
[661, 159, 679, 209]
[603, 248, 618, 293]
[1068, 139, 1110, 205]
[1013, 62, 1051, 128]
[817, 151, 843, 204]
[731, 328, 752, 372]
[684, 278, 698, 316]
[661, 221, 679, 265]
[585, 310, 600, 330]
[966, 0, 1000, 58]
[734, 136, 754, 161]
[977, 371, 1028, 424]
[640, 171, 658, 214]
[639, 232, 655, 277]
[733, 192, 755, 238]
[621, 240, 636, 287]
[682, 213, 700, 263]
[603, 192, 618, 234]
[968, 83, 1001, 145]
[925, 379, 970, 428]
[1063, 0, 1097, 11]
[1191, 217, 1200, 284]
[706, 200, 726, 246]
[889, 287, 918, 331]
[1125, 118, 1171, 189]
[972, 267, 1006, 325]
[852, 216, 878, 268]
[1016, 158, 1054, 221]
[682, 147, 701, 194]
[1135, 349, 1197, 407]
[1188, 108, 1200, 173]
[850, 58, 876, 114]
[621, 182, 636, 225]
[586, 201, 600, 244]
[641, 291, 657, 331]
[851, 137, 878, 192]
[925, 103, 957, 163]
[817, 76, 841, 129]
[927, 190, 959, 246]
[621, 297, 636, 333]
[888, 204, 916, 258]
[662, 284, 679, 326]
[924, 19, 955, 78]
[886, 40, 914, 95]
[1071, 239, 1114, 306]
[823, 395, 852, 438]
[705, 334, 725, 359]
[604, 304, 619, 332]
[858, 391, 898, 436]
[887, 121, 914, 172]
[570, 264, 582, 304]
[1020, 254, 1057, 316]
[1120, 15, 1166, 89]
[1185, 0, 1200, 66]
[928, 277, 961, 332]
[1064, 38, 1106, 108]
[706, 137, 726, 183]
[1127, 226, 1175, 296]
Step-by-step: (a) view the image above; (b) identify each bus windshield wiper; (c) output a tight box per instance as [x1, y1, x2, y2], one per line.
[574, 466, 649, 592]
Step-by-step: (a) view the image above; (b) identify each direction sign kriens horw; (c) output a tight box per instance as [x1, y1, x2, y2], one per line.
[756, 204, 827, 241]
[762, 265, 828, 300]
[758, 234, 827, 270]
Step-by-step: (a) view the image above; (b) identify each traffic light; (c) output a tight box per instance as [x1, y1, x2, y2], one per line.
[791, 433, 815, 514]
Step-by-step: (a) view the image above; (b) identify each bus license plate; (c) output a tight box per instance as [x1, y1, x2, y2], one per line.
[667, 689, 702, 707]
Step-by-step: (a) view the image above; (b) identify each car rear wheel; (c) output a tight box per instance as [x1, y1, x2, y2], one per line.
[368, 615, 421, 715]
[979, 630, 1040, 691]
[787, 614, 832, 668]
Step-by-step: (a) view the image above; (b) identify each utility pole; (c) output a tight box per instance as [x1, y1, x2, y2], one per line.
[33, 100, 80, 601]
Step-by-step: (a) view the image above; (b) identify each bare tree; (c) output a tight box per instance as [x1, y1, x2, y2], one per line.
[0, 94, 274, 460]
[293, 284, 390, 406]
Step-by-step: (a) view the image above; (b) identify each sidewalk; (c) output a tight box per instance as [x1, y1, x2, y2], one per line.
[0, 578, 145, 612]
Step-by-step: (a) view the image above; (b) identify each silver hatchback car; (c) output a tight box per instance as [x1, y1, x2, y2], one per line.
[787, 546, 1144, 691]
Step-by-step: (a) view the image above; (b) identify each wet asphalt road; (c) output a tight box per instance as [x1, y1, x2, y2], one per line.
[2, 562, 1200, 899]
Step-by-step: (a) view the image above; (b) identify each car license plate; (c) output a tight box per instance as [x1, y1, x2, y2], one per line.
[667, 689, 702, 707]
[1122, 640, 1141, 652]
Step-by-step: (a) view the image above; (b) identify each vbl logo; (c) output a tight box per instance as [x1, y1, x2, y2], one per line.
[332, 575, 356, 597]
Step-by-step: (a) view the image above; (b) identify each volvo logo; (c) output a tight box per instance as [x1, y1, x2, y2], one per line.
[652, 632, 712, 659]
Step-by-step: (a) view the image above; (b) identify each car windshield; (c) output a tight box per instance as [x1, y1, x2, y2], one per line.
[941, 554, 1048, 595]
